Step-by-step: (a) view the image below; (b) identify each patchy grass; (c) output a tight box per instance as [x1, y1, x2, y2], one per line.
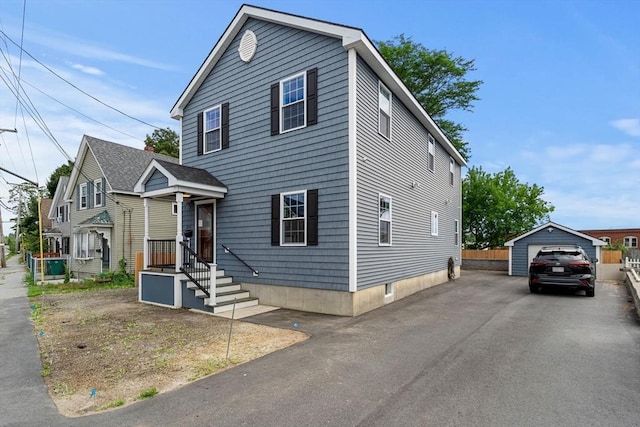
[136, 387, 158, 400]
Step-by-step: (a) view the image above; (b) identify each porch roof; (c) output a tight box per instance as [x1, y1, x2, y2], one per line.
[134, 159, 228, 199]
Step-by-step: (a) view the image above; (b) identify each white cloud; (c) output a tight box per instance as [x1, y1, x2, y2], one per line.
[71, 63, 105, 76]
[611, 118, 640, 137]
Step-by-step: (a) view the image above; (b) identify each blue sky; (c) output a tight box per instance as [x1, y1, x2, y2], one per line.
[1, 0, 639, 239]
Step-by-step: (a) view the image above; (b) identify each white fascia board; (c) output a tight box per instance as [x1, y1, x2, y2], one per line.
[63, 136, 89, 201]
[134, 159, 163, 193]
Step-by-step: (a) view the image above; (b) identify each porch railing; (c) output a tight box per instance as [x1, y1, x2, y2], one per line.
[221, 244, 259, 276]
[179, 241, 212, 299]
[147, 239, 176, 268]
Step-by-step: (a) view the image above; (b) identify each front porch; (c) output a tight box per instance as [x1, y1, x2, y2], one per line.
[135, 159, 258, 313]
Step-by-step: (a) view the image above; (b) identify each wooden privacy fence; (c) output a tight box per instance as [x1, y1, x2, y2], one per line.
[462, 249, 509, 260]
[462, 249, 623, 264]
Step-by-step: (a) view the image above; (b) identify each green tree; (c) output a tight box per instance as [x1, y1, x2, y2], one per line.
[9, 183, 46, 253]
[376, 34, 482, 160]
[45, 160, 74, 198]
[144, 127, 179, 158]
[463, 166, 554, 249]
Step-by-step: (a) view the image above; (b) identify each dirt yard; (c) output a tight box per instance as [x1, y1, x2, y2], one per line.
[31, 288, 308, 417]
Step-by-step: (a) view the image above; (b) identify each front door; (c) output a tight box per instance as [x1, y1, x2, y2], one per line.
[196, 203, 214, 263]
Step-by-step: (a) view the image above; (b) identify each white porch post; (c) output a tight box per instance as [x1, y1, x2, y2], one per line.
[143, 197, 149, 269]
[175, 193, 184, 270]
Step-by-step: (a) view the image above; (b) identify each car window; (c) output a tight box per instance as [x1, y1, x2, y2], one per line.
[537, 252, 584, 261]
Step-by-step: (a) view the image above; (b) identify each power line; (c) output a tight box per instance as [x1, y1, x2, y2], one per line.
[0, 29, 164, 131]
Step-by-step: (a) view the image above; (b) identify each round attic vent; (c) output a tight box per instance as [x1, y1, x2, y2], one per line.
[238, 30, 258, 63]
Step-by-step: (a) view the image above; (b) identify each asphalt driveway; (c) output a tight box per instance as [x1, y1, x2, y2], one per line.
[2, 262, 639, 427]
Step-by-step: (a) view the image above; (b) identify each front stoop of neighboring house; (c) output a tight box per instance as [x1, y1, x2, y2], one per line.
[182, 269, 259, 314]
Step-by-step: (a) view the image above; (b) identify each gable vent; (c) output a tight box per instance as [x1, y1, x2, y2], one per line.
[238, 30, 258, 63]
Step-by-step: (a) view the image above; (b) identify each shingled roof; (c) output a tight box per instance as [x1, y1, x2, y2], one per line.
[154, 159, 226, 189]
[84, 136, 179, 193]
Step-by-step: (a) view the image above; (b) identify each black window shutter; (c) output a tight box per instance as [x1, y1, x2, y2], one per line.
[101, 177, 106, 205]
[307, 68, 318, 126]
[307, 189, 318, 246]
[76, 185, 80, 211]
[221, 102, 229, 150]
[197, 112, 204, 156]
[270, 83, 280, 136]
[271, 194, 280, 246]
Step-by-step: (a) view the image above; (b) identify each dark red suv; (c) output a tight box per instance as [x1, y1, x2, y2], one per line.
[529, 246, 597, 297]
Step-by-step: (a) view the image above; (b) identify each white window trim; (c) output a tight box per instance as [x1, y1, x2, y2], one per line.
[172, 202, 178, 216]
[93, 179, 103, 207]
[79, 183, 88, 210]
[600, 236, 611, 245]
[624, 236, 638, 247]
[378, 81, 392, 140]
[449, 157, 455, 186]
[74, 230, 96, 260]
[379, 193, 392, 246]
[427, 134, 435, 172]
[454, 219, 459, 246]
[431, 211, 439, 236]
[281, 189, 307, 246]
[203, 104, 222, 154]
[280, 72, 307, 134]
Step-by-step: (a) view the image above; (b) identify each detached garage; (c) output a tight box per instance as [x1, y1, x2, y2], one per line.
[505, 221, 607, 277]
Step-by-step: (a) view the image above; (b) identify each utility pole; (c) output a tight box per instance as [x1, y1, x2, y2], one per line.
[0, 205, 6, 268]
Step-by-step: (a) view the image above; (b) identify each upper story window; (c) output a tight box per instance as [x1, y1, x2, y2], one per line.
[271, 69, 318, 135]
[94, 179, 103, 207]
[427, 134, 435, 172]
[271, 189, 319, 247]
[281, 73, 306, 132]
[454, 219, 459, 246]
[600, 236, 611, 245]
[79, 183, 88, 209]
[624, 236, 638, 248]
[379, 194, 392, 246]
[378, 82, 391, 139]
[204, 105, 222, 153]
[449, 157, 455, 186]
[197, 103, 229, 155]
[57, 205, 67, 223]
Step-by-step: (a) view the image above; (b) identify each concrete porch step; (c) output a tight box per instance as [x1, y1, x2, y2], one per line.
[211, 297, 259, 314]
[216, 289, 251, 303]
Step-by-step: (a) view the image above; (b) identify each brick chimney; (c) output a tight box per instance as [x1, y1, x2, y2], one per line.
[144, 145, 154, 152]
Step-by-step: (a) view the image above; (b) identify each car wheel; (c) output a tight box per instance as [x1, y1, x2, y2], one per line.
[529, 284, 538, 294]
[586, 288, 595, 297]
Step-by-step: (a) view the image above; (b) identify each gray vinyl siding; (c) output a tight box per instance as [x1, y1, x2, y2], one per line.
[181, 19, 350, 290]
[355, 56, 462, 290]
[511, 229, 597, 276]
[145, 170, 169, 192]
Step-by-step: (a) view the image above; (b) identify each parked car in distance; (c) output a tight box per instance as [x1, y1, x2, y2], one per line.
[529, 246, 597, 297]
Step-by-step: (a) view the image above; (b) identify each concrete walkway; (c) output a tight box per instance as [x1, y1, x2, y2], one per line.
[0, 255, 66, 426]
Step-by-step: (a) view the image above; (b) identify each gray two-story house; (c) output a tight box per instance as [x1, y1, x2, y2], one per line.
[136, 5, 466, 316]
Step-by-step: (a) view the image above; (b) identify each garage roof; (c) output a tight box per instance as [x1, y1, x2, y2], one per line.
[504, 221, 608, 247]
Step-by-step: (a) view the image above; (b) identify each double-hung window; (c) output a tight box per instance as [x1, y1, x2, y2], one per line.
[94, 179, 103, 207]
[281, 73, 306, 132]
[379, 194, 392, 245]
[431, 211, 439, 236]
[74, 230, 95, 259]
[378, 82, 391, 139]
[204, 105, 222, 153]
[454, 219, 459, 246]
[281, 191, 306, 245]
[449, 157, 455, 186]
[427, 134, 435, 172]
[79, 183, 88, 209]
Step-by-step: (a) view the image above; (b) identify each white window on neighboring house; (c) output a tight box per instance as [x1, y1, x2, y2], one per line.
[172, 203, 178, 215]
[431, 211, 439, 236]
[74, 230, 96, 259]
[427, 134, 435, 172]
[80, 183, 88, 209]
[281, 73, 306, 133]
[204, 104, 222, 153]
[600, 236, 611, 245]
[94, 179, 103, 207]
[379, 194, 392, 246]
[624, 236, 638, 248]
[378, 82, 391, 139]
